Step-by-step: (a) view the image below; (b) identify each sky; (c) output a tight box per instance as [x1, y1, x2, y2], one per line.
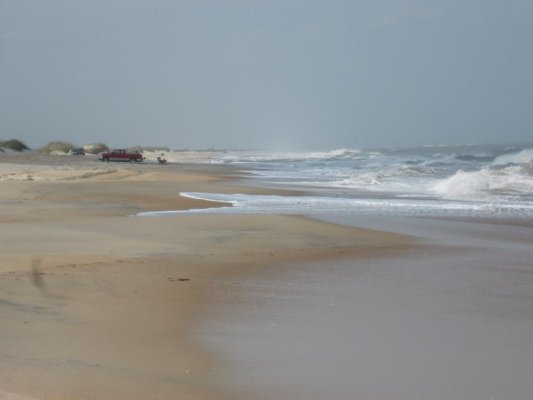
[1, 0, 532, 151]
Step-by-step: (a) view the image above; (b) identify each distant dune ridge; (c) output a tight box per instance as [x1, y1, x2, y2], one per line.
[0, 139, 30, 152]
[0, 139, 114, 156]
[0, 138, 200, 156]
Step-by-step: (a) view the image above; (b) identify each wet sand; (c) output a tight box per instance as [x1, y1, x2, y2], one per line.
[200, 215, 533, 399]
[0, 154, 410, 399]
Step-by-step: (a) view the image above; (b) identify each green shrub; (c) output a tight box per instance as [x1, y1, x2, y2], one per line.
[0, 139, 30, 151]
[40, 141, 76, 154]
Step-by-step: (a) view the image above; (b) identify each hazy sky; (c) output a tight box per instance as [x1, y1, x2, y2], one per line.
[1, 0, 532, 150]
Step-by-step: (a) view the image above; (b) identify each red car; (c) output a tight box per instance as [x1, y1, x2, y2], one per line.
[98, 149, 144, 163]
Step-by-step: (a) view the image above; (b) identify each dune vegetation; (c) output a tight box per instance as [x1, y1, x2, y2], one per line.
[39, 141, 76, 154]
[0, 139, 30, 152]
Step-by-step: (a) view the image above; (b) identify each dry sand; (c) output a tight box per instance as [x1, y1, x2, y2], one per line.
[0, 154, 411, 399]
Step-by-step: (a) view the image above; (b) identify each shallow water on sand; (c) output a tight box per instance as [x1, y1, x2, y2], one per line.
[197, 216, 533, 400]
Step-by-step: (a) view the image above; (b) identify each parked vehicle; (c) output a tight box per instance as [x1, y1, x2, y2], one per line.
[71, 148, 85, 155]
[98, 149, 144, 162]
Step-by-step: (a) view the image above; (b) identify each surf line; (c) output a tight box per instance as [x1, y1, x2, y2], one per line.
[135, 192, 533, 218]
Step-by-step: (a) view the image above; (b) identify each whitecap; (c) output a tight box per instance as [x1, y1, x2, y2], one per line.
[492, 148, 533, 166]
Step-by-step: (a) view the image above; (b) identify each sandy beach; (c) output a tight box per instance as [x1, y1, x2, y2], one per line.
[0, 154, 411, 399]
[2, 153, 532, 399]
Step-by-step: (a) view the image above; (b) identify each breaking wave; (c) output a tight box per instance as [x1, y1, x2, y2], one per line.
[492, 148, 533, 166]
[432, 148, 533, 201]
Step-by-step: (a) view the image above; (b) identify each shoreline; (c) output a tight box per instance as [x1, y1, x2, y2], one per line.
[0, 155, 413, 399]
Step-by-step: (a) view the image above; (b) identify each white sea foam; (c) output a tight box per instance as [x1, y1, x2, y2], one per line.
[433, 169, 492, 200]
[326, 164, 435, 193]
[136, 192, 533, 218]
[432, 165, 533, 201]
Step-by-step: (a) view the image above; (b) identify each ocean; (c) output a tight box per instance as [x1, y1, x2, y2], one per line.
[141, 143, 533, 218]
